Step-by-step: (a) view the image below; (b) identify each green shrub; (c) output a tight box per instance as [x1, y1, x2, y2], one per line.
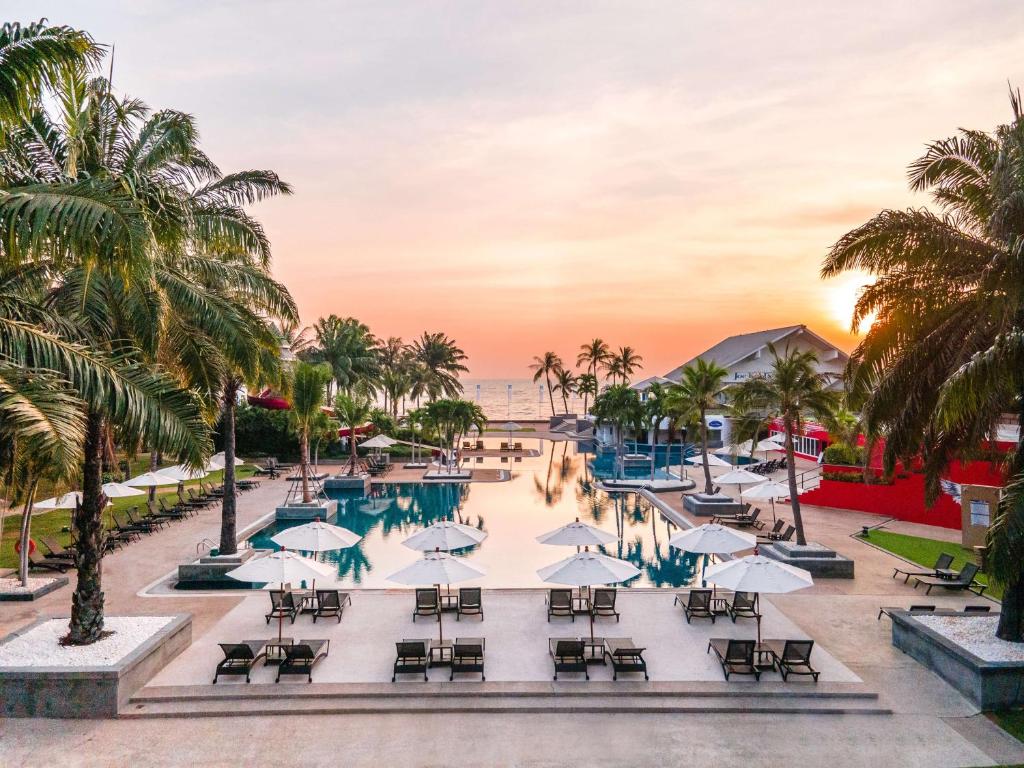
[822, 442, 863, 466]
[216, 404, 298, 459]
[822, 469, 864, 483]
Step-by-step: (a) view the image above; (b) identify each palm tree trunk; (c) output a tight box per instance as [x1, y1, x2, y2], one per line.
[68, 410, 106, 645]
[545, 372, 556, 415]
[219, 384, 239, 556]
[300, 432, 312, 502]
[783, 417, 807, 546]
[700, 410, 713, 495]
[17, 478, 38, 586]
[349, 430, 358, 476]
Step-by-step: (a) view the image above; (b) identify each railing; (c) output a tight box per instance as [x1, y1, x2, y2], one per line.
[195, 537, 217, 557]
[794, 466, 822, 490]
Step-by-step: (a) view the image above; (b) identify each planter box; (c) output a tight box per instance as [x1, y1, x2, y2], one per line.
[760, 541, 854, 578]
[683, 493, 745, 517]
[323, 475, 371, 494]
[274, 498, 340, 520]
[176, 549, 258, 589]
[891, 610, 1024, 709]
[0, 614, 191, 718]
[0, 575, 69, 602]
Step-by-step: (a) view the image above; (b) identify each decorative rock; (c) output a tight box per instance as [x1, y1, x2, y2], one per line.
[0, 576, 69, 602]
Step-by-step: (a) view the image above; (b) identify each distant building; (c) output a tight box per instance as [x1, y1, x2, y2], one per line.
[628, 375, 674, 401]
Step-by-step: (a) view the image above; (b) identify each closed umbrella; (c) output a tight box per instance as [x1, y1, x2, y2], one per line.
[537, 549, 640, 641]
[668, 523, 756, 596]
[387, 549, 486, 643]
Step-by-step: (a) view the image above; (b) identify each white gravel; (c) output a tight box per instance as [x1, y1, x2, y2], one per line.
[916, 615, 1024, 662]
[0, 577, 59, 595]
[0, 616, 175, 668]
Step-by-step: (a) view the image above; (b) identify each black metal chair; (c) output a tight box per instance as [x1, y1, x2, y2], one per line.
[276, 639, 330, 683]
[549, 638, 588, 680]
[213, 642, 267, 683]
[313, 589, 352, 623]
[413, 588, 441, 622]
[590, 588, 620, 622]
[707, 638, 759, 681]
[547, 588, 574, 622]
[456, 587, 483, 621]
[450, 637, 485, 681]
[265, 590, 300, 624]
[393, 639, 430, 682]
[676, 589, 715, 624]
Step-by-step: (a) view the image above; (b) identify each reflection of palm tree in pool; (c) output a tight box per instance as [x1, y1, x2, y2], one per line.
[534, 442, 570, 506]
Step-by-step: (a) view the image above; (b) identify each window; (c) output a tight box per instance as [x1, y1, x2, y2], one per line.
[970, 500, 991, 527]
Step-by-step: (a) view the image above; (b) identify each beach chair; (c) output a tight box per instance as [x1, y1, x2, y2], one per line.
[39, 536, 76, 560]
[675, 589, 715, 624]
[450, 637, 485, 681]
[758, 524, 794, 544]
[456, 587, 483, 620]
[313, 589, 352, 623]
[475, 440, 484, 450]
[732, 509, 764, 530]
[265, 590, 300, 624]
[728, 591, 760, 623]
[707, 638, 759, 680]
[892, 553, 954, 584]
[413, 588, 441, 622]
[765, 639, 818, 682]
[590, 588, 620, 622]
[213, 641, 267, 683]
[111, 511, 145, 538]
[276, 639, 330, 683]
[463, 441, 472, 450]
[547, 588, 574, 621]
[914, 562, 986, 596]
[393, 639, 431, 681]
[549, 638, 588, 680]
[514, 442, 523, 451]
[125, 507, 160, 534]
[604, 638, 649, 681]
[877, 604, 935, 621]
[28, 550, 72, 573]
[762, 519, 785, 537]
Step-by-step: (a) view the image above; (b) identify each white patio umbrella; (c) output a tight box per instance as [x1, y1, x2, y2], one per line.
[500, 421, 521, 449]
[536, 518, 617, 549]
[668, 523, 757, 591]
[156, 464, 208, 482]
[714, 468, 767, 502]
[537, 549, 641, 641]
[206, 452, 245, 471]
[360, 434, 397, 450]
[402, 520, 487, 552]
[101, 482, 146, 498]
[685, 453, 732, 468]
[34, 491, 83, 510]
[704, 554, 814, 643]
[387, 549, 487, 642]
[743, 480, 799, 519]
[124, 471, 180, 488]
[755, 438, 783, 454]
[271, 519, 361, 600]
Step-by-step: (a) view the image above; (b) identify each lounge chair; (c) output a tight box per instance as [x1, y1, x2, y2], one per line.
[393, 639, 431, 681]
[475, 440, 484, 450]
[313, 589, 352, 623]
[514, 442, 523, 451]
[413, 588, 441, 622]
[728, 591, 760, 623]
[758, 524, 794, 544]
[549, 638, 588, 680]
[604, 638, 648, 680]
[265, 590, 300, 624]
[761, 519, 785, 537]
[707, 638, 759, 680]
[111, 511, 144, 539]
[276, 639, 330, 683]
[462, 441, 472, 450]
[125, 507, 160, 534]
[456, 587, 483, 621]
[213, 641, 267, 683]
[914, 562, 986, 596]
[450, 637, 485, 681]
[590, 588, 620, 622]
[764, 639, 818, 682]
[547, 588, 574, 622]
[732, 509, 765, 530]
[39, 536, 76, 561]
[675, 589, 715, 624]
[892, 553, 955, 584]
[877, 604, 935, 621]
[28, 550, 72, 573]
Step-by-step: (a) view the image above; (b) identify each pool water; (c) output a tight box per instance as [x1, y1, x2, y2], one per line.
[247, 439, 707, 588]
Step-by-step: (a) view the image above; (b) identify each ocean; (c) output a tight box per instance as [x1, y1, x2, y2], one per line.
[377, 379, 586, 421]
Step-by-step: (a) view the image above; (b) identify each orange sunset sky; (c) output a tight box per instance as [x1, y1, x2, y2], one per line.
[23, 2, 1024, 377]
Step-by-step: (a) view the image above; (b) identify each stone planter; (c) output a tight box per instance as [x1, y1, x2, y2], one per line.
[683, 493, 746, 517]
[323, 475, 371, 494]
[0, 575, 69, 602]
[274, 498, 340, 520]
[176, 549, 258, 589]
[759, 541, 854, 578]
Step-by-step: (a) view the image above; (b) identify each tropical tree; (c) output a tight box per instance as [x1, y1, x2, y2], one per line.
[335, 392, 373, 476]
[421, 399, 486, 470]
[552, 367, 577, 413]
[409, 331, 468, 401]
[311, 315, 380, 398]
[591, 385, 643, 479]
[378, 336, 411, 418]
[577, 338, 612, 388]
[529, 351, 563, 415]
[607, 346, 644, 385]
[643, 383, 668, 480]
[287, 363, 331, 503]
[728, 380, 774, 461]
[664, 359, 729, 495]
[576, 373, 598, 417]
[822, 90, 1024, 640]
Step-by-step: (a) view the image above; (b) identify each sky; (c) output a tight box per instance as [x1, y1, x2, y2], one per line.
[17, 2, 1024, 377]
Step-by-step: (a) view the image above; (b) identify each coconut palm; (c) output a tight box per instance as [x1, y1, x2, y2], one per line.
[311, 315, 380, 398]
[664, 359, 729, 495]
[607, 346, 643, 385]
[577, 339, 612, 389]
[409, 331, 468, 401]
[643, 382, 668, 480]
[576, 373, 598, 417]
[421, 399, 486, 468]
[529, 351, 563, 415]
[552, 367, 577, 413]
[591, 385, 643, 479]
[335, 392, 373, 476]
[378, 336, 412, 418]
[288, 362, 332, 501]
[822, 89, 1024, 640]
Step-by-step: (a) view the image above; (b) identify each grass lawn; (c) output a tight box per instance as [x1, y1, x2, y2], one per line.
[861, 529, 1002, 600]
[0, 464, 255, 571]
[991, 710, 1024, 747]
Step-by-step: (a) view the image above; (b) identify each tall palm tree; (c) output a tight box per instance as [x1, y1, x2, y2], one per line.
[644, 382, 668, 479]
[552, 367, 577, 413]
[409, 331, 468, 401]
[607, 346, 643, 385]
[311, 315, 380, 398]
[421, 399, 486, 469]
[378, 336, 412, 418]
[288, 362, 333, 502]
[591, 385, 643, 479]
[822, 89, 1024, 640]
[577, 338, 612, 390]
[335, 392, 373, 476]
[529, 351, 563, 415]
[665, 359, 729, 495]
[576, 373, 598, 417]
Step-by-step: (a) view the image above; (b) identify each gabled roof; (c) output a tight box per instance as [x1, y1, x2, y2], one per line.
[664, 324, 848, 381]
[628, 375, 673, 392]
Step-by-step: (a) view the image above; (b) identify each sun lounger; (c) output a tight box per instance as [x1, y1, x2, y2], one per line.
[547, 588, 574, 621]
[28, 550, 72, 573]
[313, 589, 352, 623]
[590, 587, 620, 622]
[125, 507, 160, 534]
[111, 511, 145, 538]
[413, 588, 441, 621]
[604, 638, 648, 680]
[731, 509, 765, 530]
[728, 591, 760, 623]
[456, 587, 483, 620]
[450, 637, 485, 681]
[877, 604, 935, 620]
[707, 638, 759, 680]
[758, 524, 794, 544]
[762, 519, 785, 537]
[276, 639, 329, 683]
[475, 440, 484, 450]
[549, 638, 588, 680]
[764, 639, 818, 681]
[39, 536, 76, 560]
[892, 553, 955, 583]
[514, 442, 523, 451]
[675, 589, 715, 624]
[213, 641, 267, 683]
[265, 590, 300, 624]
[914, 562, 986, 596]
[393, 639, 431, 681]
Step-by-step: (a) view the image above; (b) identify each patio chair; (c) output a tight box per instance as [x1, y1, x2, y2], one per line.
[393, 639, 431, 681]
[313, 589, 352, 623]
[213, 641, 267, 683]
[265, 590, 300, 624]
[547, 588, 574, 622]
[456, 587, 483, 621]
[707, 638, 759, 681]
[675, 589, 715, 624]
[450, 637, 485, 681]
[111, 511, 145, 538]
[413, 588, 441, 621]
[732, 509, 764, 530]
[158, 497, 191, 520]
[549, 638, 588, 680]
[276, 639, 330, 683]
[765, 639, 818, 682]
[39, 536, 76, 561]
[604, 638, 649, 681]
[590, 588, 620, 622]
[28, 549, 72, 573]
[758, 524, 794, 544]
[877, 604, 935, 621]
[914, 562, 986, 596]
[728, 591, 760, 623]
[514, 442, 523, 451]
[125, 507, 160, 534]
[475, 440, 484, 450]
[178, 490, 207, 510]
[463, 441, 472, 450]
[892, 553, 955, 584]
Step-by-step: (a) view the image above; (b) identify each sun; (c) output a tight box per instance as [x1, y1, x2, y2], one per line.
[826, 271, 876, 334]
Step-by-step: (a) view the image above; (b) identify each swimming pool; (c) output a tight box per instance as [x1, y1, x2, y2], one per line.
[246, 439, 707, 589]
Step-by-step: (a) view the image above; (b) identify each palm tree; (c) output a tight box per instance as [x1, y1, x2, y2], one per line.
[577, 339, 612, 390]
[288, 363, 332, 502]
[335, 392, 373, 476]
[736, 345, 837, 545]
[822, 89, 1024, 640]
[378, 336, 412, 418]
[529, 351, 563, 415]
[311, 315, 380, 398]
[644, 382, 668, 480]
[607, 346, 643, 385]
[576, 373, 598, 417]
[664, 359, 729, 495]
[591, 385, 643, 479]
[552, 367, 577, 413]
[421, 399, 486, 470]
[409, 332, 468, 401]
